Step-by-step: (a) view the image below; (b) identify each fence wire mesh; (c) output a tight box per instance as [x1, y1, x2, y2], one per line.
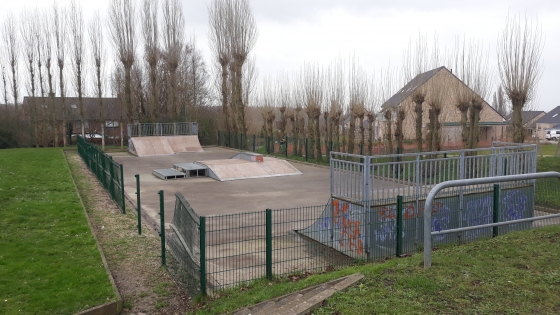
[77, 135, 125, 213]
[166, 176, 560, 294]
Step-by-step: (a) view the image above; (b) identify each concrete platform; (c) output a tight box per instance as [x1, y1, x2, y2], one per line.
[111, 147, 331, 225]
[198, 157, 302, 181]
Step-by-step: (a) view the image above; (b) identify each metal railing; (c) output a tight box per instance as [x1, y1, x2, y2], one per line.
[331, 142, 537, 202]
[127, 122, 198, 137]
[423, 172, 560, 268]
[77, 136, 126, 213]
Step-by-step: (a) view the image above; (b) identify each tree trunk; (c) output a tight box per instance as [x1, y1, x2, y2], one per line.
[512, 101, 524, 143]
[415, 101, 423, 152]
[460, 108, 469, 148]
[348, 112, 355, 154]
[315, 115, 322, 162]
[308, 116, 315, 159]
[359, 115, 365, 153]
[124, 64, 133, 123]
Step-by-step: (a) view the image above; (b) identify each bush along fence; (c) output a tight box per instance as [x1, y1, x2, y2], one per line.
[77, 135, 126, 213]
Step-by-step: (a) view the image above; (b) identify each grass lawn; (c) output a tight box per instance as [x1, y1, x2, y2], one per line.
[0, 148, 116, 315]
[190, 225, 560, 314]
[538, 143, 560, 156]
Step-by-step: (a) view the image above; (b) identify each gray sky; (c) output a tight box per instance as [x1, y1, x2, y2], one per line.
[3, 0, 559, 112]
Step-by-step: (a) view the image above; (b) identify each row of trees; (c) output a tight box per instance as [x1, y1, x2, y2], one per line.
[0, 0, 543, 151]
[1, 0, 212, 148]
[246, 13, 543, 158]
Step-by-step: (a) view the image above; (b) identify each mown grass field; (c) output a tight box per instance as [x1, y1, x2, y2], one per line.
[190, 225, 560, 314]
[0, 148, 116, 315]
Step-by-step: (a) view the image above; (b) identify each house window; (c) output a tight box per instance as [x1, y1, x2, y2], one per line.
[105, 121, 119, 128]
[75, 120, 89, 129]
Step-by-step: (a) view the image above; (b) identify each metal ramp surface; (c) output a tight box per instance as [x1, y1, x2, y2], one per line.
[152, 168, 187, 180]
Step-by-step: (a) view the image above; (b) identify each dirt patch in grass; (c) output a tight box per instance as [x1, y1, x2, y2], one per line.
[66, 151, 192, 314]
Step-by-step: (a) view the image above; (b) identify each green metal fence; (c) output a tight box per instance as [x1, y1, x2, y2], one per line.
[77, 135, 126, 213]
[168, 177, 560, 294]
[217, 130, 465, 160]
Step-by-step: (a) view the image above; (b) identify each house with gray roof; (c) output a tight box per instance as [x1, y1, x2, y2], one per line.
[505, 110, 546, 138]
[535, 106, 560, 140]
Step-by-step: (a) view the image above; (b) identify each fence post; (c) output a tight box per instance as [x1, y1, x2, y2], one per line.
[305, 138, 308, 162]
[396, 195, 403, 257]
[266, 209, 273, 280]
[158, 190, 166, 266]
[253, 134, 256, 152]
[135, 174, 142, 235]
[120, 165, 125, 214]
[493, 184, 500, 237]
[200, 216, 207, 295]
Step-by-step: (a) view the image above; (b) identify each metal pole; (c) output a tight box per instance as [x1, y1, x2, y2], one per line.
[158, 190, 166, 266]
[120, 165, 125, 214]
[424, 172, 560, 268]
[200, 216, 207, 295]
[396, 195, 403, 257]
[493, 184, 500, 237]
[135, 174, 142, 235]
[266, 209, 273, 279]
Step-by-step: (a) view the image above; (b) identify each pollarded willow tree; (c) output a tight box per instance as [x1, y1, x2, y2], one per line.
[327, 58, 345, 153]
[497, 13, 543, 143]
[208, 0, 257, 147]
[108, 0, 136, 124]
[69, 0, 86, 137]
[88, 11, 106, 149]
[303, 63, 324, 162]
[162, 0, 185, 121]
[450, 36, 492, 149]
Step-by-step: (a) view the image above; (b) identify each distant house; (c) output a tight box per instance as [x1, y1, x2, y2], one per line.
[380, 66, 505, 146]
[535, 106, 560, 140]
[505, 111, 545, 139]
[22, 96, 124, 145]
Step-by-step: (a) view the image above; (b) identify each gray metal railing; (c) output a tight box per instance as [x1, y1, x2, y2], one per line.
[423, 171, 560, 268]
[330, 142, 537, 202]
[127, 122, 198, 137]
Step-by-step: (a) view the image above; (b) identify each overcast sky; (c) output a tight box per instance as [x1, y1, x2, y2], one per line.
[2, 0, 559, 112]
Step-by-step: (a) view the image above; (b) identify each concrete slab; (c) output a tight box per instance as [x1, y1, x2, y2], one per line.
[111, 147, 332, 225]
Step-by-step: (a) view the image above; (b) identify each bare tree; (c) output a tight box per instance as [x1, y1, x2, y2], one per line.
[3, 13, 20, 113]
[69, 0, 86, 137]
[450, 36, 492, 148]
[21, 9, 39, 147]
[327, 58, 345, 153]
[34, 9, 49, 147]
[1, 65, 8, 107]
[497, 13, 543, 143]
[53, 3, 68, 146]
[492, 85, 507, 117]
[89, 11, 106, 149]
[142, 0, 159, 120]
[108, 0, 136, 124]
[303, 64, 324, 162]
[41, 9, 58, 146]
[162, 0, 184, 121]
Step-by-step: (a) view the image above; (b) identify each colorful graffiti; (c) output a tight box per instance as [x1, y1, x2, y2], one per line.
[333, 200, 364, 255]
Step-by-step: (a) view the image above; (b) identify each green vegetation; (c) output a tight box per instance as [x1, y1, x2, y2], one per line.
[0, 148, 116, 315]
[538, 143, 560, 156]
[536, 156, 560, 208]
[189, 225, 560, 314]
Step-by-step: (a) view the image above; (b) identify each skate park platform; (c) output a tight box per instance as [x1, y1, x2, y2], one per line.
[152, 151, 302, 182]
[128, 135, 203, 157]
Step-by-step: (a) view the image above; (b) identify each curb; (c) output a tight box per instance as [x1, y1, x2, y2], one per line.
[63, 151, 123, 315]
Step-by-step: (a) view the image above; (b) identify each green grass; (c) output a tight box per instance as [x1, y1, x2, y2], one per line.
[536, 156, 560, 208]
[538, 143, 560, 156]
[189, 225, 560, 314]
[0, 148, 116, 315]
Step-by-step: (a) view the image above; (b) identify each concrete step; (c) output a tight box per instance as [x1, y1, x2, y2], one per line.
[232, 273, 364, 315]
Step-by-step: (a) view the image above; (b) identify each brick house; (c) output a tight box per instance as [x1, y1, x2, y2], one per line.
[379, 67, 505, 147]
[22, 96, 124, 145]
[535, 106, 560, 140]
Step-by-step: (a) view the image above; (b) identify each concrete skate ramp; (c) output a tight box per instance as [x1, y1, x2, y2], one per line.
[129, 135, 203, 156]
[198, 157, 302, 181]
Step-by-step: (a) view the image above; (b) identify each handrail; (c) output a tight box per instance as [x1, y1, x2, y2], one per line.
[423, 171, 560, 268]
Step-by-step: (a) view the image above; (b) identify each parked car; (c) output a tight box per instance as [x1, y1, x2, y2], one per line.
[546, 129, 560, 141]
